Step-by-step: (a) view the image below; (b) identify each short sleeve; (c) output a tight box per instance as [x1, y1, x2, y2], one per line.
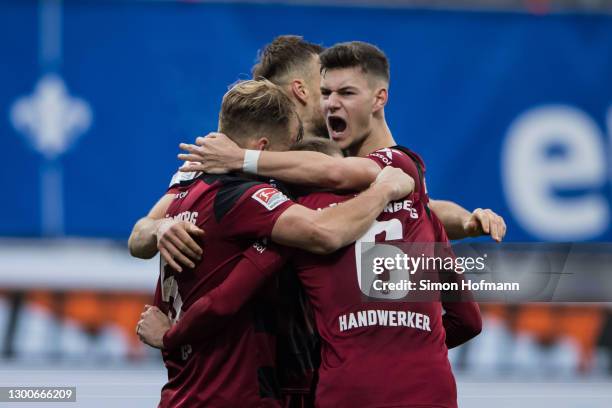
[367, 147, 426, 196]
[167, 162, 202, 193]
[222, 184, 295, 239]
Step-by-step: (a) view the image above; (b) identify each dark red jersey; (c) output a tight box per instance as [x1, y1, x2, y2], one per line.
[291, 147, 457, 408]
[154, 173, 294, 408]
[159, 148, 479, 407]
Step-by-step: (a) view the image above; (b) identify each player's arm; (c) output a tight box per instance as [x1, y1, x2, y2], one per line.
[442, 300, 482, 349]
[178, 133, 380, 191]
[271, 166, 413, 254]
[137, 244, 286, 349]
[439, 263, 482, 348]
[128, 194, 174, 259]
[128, 193, 204, 272]
[179, 134, 507, 242]
[429, 200, 506, 242]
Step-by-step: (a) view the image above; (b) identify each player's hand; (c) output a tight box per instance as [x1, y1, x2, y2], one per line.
[462, 208, 506, 242]
[156, 218, 204, 272]
[372, 166, 415, 201]
[178, 133, 245, 174]
[136, 305, 171, 349]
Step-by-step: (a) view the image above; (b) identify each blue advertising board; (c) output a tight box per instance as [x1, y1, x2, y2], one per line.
[1, 1, 611, 241]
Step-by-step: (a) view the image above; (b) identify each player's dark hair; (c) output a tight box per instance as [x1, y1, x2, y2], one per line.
[252, 35, 324, 83]
[290, 136, 343, 157]
[219, 79, 296, 145]
[319, 41, 390, 83]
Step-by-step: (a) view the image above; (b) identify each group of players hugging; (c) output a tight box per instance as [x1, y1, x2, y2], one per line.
[128, 36, 507, 408]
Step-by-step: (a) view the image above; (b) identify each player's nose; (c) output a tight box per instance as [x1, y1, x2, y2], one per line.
[326, 92, 341, 111]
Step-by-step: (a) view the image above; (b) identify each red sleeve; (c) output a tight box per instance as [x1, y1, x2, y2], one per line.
[222, 184, 295, 239]
[163, 242, 288, 349]
[366, 148, 425, 194]
[432, 212, 483, 348]
[366, 147, 425, 171]
[366, 148, 399, 169]
[442, 299, 482, 349]
[440, 252, 482, 348]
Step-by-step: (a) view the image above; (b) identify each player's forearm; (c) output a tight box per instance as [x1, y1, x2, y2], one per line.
[163, 295, 213, 349]
[129, 194, 175, 259]
[254, 150, 345, 187]
[272, 167, 411, 253]
[441, 269, 482, 348]
[442, 301, 482, 348]
[429, 200, 471, 240]
[312, 183, 396, 252]
[163, 257, 279, 349]
[128, 217, 160, 259]
[251, 151, 376, 191]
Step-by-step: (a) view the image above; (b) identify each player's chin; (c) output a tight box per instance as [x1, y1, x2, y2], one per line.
[329, 130, 351, 149]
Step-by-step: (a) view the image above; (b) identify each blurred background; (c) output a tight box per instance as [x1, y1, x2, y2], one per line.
[1, 0, 612, 406]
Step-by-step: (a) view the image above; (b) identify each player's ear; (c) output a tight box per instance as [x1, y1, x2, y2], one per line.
[290, 79, 308, 106]
[254, 137, 270, 151]
[372, 87, 388, 114]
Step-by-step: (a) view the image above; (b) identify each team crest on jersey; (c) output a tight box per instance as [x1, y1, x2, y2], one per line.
[378, 148, 394, 159]
[252, 187, 289, 211]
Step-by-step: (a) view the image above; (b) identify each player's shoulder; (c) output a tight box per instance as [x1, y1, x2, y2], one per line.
[214, 174, 291, 220]
[168, 162, 202, 189]
[390, 145, 427, 171]
[367, 146, 426, 172]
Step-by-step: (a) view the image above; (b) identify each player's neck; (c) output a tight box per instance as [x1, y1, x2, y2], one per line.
[352, 121, 395, 158]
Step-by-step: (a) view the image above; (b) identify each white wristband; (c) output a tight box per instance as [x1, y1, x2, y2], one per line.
[242, 150, 261, 174]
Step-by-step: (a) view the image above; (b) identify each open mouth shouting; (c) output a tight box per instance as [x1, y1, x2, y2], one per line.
[328, 115, 348, 140]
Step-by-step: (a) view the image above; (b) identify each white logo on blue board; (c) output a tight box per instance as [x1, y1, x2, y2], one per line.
[9, 74, 93, 236]
[10, 74, 92, 159]
[502, 105, 610, 241]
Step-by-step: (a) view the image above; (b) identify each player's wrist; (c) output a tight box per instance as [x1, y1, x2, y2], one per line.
[242, 149, 260, 174]
[161, 327, 175, 350]
[370, 181, 396, 202]
[154, 218, 176, 241]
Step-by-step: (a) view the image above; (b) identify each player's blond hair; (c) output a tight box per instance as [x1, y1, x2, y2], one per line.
[219, 79, 297, 145]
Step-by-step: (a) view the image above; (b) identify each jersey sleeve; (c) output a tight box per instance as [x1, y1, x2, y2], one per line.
[366, 148, 398, 169]
[366, 147, 425, 171]
[163, 241, 289, 349]
[222, 183, 295, 239]
[442, 300, 482, 349]
[366, 148, 425, 195]
[432, 212, 483, 348]
[166, 162, 202, 194]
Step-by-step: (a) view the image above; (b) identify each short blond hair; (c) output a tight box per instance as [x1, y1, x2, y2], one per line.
[219, 79, 296, 145]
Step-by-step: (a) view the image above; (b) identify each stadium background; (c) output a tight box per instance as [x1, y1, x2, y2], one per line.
[1, 0, 611, 406]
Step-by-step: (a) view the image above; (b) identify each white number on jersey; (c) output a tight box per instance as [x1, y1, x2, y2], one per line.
[355, 219, 411, 300]
[160, 259, 183, 324]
